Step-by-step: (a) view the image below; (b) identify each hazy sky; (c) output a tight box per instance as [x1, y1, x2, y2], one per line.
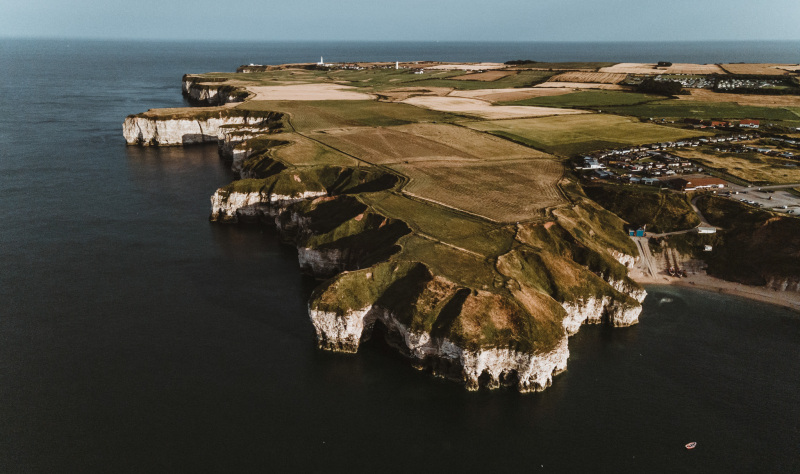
[2, 0, 799, 42]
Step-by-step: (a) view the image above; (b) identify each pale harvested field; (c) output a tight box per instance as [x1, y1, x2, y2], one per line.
[533, 82, 629, 90]
[393, 123, 551, 160]
[424, 63, 508, 71]
[401, 96, 587, 119]
[450, 70, 516, 81]
[599, 63, 726, 75]
[679, 89, 800, 107]
[378, 87, 453, 102]
[549, 72, 627, 84]
[720, 64, 794, 75]
[309, 123, 547, 165]
[449, 87, 574, 103]
[246, 83, 375, 101]
[394, 159, 565, 222]
[777, 65, 800, 72]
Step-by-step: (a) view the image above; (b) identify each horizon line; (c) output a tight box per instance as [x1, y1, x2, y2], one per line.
[3, 35, 800, 44]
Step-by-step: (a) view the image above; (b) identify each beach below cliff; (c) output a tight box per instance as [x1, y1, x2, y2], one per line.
[630, 268, 800, 311]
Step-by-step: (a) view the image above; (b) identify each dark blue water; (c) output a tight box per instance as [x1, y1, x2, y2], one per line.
[1, 39, 799, 473]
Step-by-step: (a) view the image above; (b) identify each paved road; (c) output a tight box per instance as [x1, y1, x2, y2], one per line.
[632, 236, 659, 279]
[647, 195, 719, 238]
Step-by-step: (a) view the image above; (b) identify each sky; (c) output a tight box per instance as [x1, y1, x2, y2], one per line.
[2, 0, 799, 42]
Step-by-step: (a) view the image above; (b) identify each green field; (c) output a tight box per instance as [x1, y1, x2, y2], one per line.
[237, 100, 459, 131]
[329, 69, 556, 91]
[360, 191, 515, 258]
[499, 91, 664, 109]
[603, 101, 800, 122]
[462, 114, 712, 157]
[252, 133, 359, 167]
[205, 67, 557, 93]
[394, 159, 565, 223]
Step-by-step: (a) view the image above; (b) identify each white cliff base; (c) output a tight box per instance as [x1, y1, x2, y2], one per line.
[210, 190, 327, 222]
[310, 305, 570, 393]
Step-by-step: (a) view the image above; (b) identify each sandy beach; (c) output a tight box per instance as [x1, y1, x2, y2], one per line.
[630, 270, 800, 312]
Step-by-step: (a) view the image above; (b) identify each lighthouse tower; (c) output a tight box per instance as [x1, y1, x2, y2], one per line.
[318, 56, 324, 66]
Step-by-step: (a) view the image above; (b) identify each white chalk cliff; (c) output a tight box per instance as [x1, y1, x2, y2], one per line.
[309, 304, 569, 392]
[123, 114, 266, 146]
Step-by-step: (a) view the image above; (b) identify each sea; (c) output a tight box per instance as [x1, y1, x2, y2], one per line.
[1, 39, 799, 473]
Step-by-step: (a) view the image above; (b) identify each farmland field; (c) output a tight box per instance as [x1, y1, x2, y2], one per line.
[678, 89, 800, 107]
[328, 68, 556, 91]
[533, 82, 628, 90]
[499, 90, 664, 109]
[601, 101, 800, 123]
[449, 87, 574, 103]
[265, 133, 359, 167]
[394, 159, 565, 222]
[236, 100, 459, 131]
[400, 96, 587, 119]
[360, 192, 515, 257]
[675, 148, 800, 185]
[719, 64, 793, 75]
[450, 70, 516, 81]
[308, 123, 549, 165]
[548, 72, 627, 84]
[599, 63, 726, 75]
[462, 114, 712, 156]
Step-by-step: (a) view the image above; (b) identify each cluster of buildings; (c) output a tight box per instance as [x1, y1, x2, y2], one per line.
[653, 75, 714, 89]
[684, 118, 760, 129]
[712, 140, 798, 159]
[649, 74, 789, 91]
[716, 77, 786, 90]
[575, 134, 759, 187]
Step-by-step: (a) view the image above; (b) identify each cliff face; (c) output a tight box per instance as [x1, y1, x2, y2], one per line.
[182, 75, 250, 106]
[310, 304, 570, 392]
[123, 87, 648, 392]
[200, 164, 647, 392]
[123, 110, 281, 146]
[210, 189, 327, 223]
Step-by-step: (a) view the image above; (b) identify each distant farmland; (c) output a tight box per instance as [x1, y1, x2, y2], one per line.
[309, 123, 550, 165]
[548, 72, 627, 84]
[462, 114, 712, 156]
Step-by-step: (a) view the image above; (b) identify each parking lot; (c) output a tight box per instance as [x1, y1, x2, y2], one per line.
[721, 184, 800, 215]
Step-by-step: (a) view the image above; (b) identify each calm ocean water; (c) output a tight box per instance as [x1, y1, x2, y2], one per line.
[1, 39, 798, 472]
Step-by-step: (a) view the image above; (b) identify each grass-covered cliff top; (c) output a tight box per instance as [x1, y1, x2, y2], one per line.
[583, 184, 700, 233]
[138, 61, 800, 355]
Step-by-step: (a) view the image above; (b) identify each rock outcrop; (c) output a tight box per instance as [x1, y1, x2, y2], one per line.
[182, 75, 250, 106]
[123, 110, 281, 146]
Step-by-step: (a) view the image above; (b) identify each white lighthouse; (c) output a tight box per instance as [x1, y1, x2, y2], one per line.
[318, 56, 324, 66]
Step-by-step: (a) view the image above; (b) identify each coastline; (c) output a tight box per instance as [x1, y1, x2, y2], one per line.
[630, 271, 800, 312]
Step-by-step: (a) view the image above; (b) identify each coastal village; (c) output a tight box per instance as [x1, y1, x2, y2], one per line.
[574, 130, 800, 211]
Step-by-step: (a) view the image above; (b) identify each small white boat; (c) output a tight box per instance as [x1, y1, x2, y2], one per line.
[685, 442, 697, 450]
